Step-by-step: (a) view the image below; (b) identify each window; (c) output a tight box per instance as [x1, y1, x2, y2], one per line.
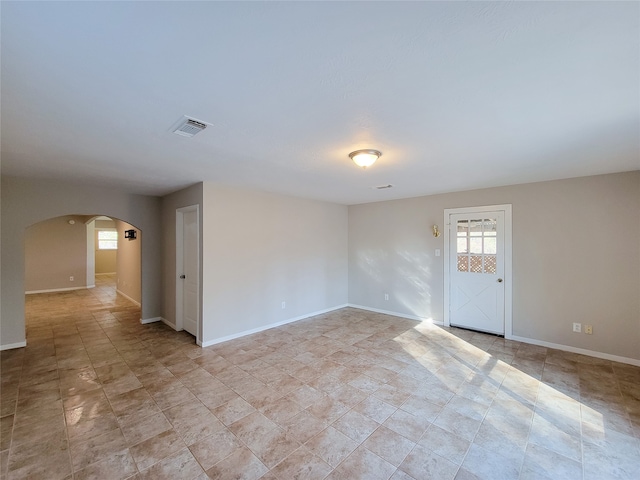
[98, 230, 118, 250]
[457, 218, 497, 274]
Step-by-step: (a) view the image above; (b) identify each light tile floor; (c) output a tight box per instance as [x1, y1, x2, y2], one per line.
[1, 276, 639, 479]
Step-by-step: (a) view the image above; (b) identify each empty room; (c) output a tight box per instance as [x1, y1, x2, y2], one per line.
[1, 2, 638, 480]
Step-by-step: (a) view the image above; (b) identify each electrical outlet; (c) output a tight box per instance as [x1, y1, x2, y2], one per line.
[572, 322, 581, 333]
[384, 294, 389, 301]
[585, 325, 593, 335]
[69, 276, 74, 282]
[435, 249, 441, 257]
[281, 301, 286, 309]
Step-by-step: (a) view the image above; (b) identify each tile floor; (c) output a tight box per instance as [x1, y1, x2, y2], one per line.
[1, 275, 639, 479]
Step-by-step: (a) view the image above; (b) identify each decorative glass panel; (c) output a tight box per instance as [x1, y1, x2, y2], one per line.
[484, 255, 496, 274]
[456, 217, 498, 274]
[470, 256, 483, 273]
[470, 220, 483, 236]
[457, 255, 468, 272]
[470, 237, 482, 254]
[484, 237, 497, 254]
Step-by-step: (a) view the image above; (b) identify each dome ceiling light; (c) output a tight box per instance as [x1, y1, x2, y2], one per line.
[349, 149, 381, 168]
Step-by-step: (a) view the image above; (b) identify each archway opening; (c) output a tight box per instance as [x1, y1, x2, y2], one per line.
[24, 214, 142, 338]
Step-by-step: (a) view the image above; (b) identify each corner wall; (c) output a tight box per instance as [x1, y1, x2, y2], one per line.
[348, 171, 640, 362]
[0, 176, 163, 349]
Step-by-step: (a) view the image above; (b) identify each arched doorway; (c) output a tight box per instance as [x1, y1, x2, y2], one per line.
[24, 214, 142, 329]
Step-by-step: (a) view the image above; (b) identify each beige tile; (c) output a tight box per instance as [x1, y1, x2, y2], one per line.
[211, 396, 256, 426]
[327, 445, 396, 480]
[353, 395, 397, 424]
[129, 429, 186, 471]
[188, 429, 243, 471]
[245, 427, 300, 468]
[332, 409, 379, 443]
[363, 425, 416, 467]
[418, 424, 470, 465]
[164, 399, 224, 446]
[304, 426, 358, 468]
[228, 411, 278, 446]
[280, 409, 329, 444]
[398, 443, 458, 480]
[7, 429, 71, 480]
[269, 446, 332, 480]
[73, 448, 137, 480]
[120, 411, 172, 446]
[460, 443, 521, 480]
[70, 427, 128, 470]
[205, 446, 268, 480]
[139, 447, 203, 479]
[17, 288, 640, 480]
[383, 408, 431, 442]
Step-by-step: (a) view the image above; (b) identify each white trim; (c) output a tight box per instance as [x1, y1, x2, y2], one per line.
[26, 286, 90, 294]
[116, 289, 141, 307]
[0, 341, 27, 351]
[443, 204, 513, 338]
[86, 284, 95, 289]
[510, 335, 640, 367]
[347, 304, 442, 325]
[201, 304, 348, 348]
[140, 316, 162, 324]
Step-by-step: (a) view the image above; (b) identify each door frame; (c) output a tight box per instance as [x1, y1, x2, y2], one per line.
[443, 204, 513, 339]
[176, 205, 200, 342]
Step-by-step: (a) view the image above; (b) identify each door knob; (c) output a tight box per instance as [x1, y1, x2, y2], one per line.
[179, 275, 186, 279]
[497, 278, 503, 283]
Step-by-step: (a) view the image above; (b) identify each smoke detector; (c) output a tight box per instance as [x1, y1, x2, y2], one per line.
[173, 116, 211, 137]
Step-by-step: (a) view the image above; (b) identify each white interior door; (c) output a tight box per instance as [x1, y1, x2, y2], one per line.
[177, 207, 199, 338]
[448, 210, 506, 335]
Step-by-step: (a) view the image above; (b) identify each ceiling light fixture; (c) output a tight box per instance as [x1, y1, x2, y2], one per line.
[349, 149, 381, 168]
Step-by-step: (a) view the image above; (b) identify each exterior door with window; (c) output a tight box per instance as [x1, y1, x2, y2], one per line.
[449, 211, 506, 335]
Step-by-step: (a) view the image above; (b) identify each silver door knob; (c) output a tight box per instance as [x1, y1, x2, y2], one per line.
[497, 278, 503, 283]
[179, 275, 186, 279]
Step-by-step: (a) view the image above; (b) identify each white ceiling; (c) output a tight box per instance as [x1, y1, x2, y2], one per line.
[2, 1, 638, 205]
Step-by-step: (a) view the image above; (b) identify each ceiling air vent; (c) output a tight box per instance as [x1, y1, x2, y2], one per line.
[173, 117, 208, 137]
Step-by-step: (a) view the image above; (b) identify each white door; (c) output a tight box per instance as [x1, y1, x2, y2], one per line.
[177, 207, 199, 338]
[447, 209, 507, 335]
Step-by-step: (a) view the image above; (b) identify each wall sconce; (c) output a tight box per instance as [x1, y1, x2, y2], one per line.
[124, 229, 137, 240]
[432, 225, 441, 238]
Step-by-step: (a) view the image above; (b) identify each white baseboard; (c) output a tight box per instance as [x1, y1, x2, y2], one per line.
[0, 341, 27, 351]
[201, 304, 348, 348]
[140, 316, 162, 324]
[346, 305, 639, 367]
[26, 286, 90, 294]
[140, 316, 177, 331]
[347, 304, 441, 325]
[116, 289, 141, 307]
[510, 335, 640, 367]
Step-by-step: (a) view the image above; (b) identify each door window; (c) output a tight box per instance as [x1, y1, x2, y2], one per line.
[457, 218, 497, 274]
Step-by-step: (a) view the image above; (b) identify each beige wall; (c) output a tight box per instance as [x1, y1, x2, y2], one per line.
[348, 171, 640, 362]
[201, 184, 348, 345]
[1, 176, 162, 348]
[24, 215, 88, 292]
[115, 219, 141, 305]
